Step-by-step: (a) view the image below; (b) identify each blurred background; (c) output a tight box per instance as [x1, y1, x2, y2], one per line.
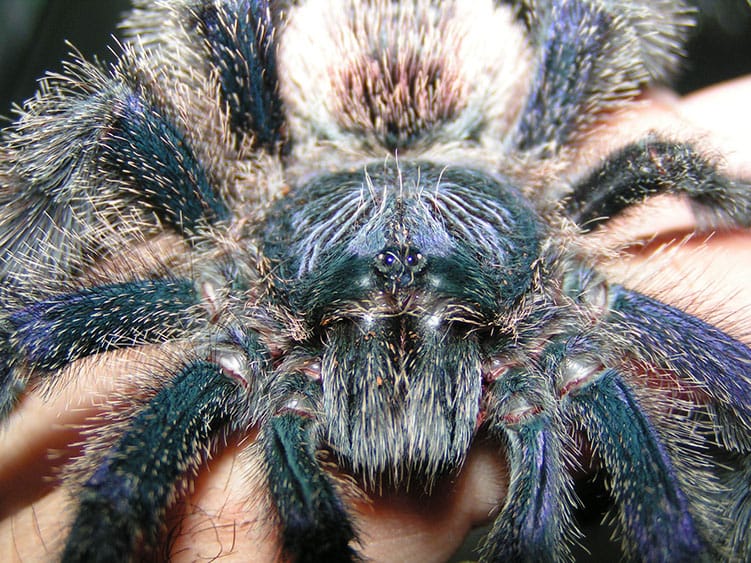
[1, 0, 750, 115]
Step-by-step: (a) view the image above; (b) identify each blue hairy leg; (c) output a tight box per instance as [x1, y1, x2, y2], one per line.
[562, 267, 751, 554]
[483, 367, 575, 562]
[606, 285, 751, 554]
[512, 0, 689, 155]
[264, 413, 357, 562]
[197, 0, 284, 151]
[564, 364, 708, 560]
[262, 372, 357, 562]
[563, 138, 751, 231]
[482, 331, 711, 560]
[101, 87, 229, 233]
[513, 0, 613, 152]
[0, 57, 230, 288]
[0, 278, 201, 419]
[608, 286, 751, 444]
[61, 358, 253, 562]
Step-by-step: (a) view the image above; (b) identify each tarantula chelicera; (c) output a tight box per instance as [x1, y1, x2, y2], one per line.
[1, 0, 751, 561]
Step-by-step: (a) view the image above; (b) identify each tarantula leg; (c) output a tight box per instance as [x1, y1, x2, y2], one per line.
[563, 363, 709, 560]
[512, 0, 615, 153]
[0, 278, 200, 419]
[0, 56, 229, 285]
[263, 410, 358, 563]
[483, 367, 576, 562]
[99, 82, 229, 233]
[61, 357, 251, 562]
[0, 325, 21, 420]
[607, 285, 751, 448]
[610, 287, 751, 553]
[723, 454, 751, 554]
[565, 271, 751, 553]
[512, 1, 689, 155]
[8, 279, 200, 371]
[195, 0, 285, 151]
[563, 138, 751, 231]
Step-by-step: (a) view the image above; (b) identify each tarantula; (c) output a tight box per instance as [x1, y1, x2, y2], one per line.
[1, 0, 751, 560]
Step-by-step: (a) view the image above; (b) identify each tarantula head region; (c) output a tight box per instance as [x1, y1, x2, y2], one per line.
[263, 161, 542, 482]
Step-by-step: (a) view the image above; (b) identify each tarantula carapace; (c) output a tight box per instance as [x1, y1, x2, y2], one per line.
[1, 0, 751, 561]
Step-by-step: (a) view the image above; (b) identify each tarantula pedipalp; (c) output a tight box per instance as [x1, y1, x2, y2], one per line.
[1, 0, 751, 561]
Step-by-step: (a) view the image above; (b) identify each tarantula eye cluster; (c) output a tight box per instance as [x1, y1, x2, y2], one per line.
[1, 1, 751, 561]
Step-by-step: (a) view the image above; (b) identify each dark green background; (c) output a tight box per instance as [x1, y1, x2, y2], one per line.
[0, 0, 131, 116]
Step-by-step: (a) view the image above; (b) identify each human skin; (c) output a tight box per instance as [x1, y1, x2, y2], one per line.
[0, 77, 750, 562]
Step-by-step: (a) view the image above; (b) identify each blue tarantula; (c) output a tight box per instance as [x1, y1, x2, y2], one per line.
[1, 0, 751, 561]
